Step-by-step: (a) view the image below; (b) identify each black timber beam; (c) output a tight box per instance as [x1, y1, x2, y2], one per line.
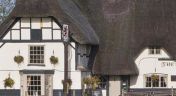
[0, 43, 5, 48]
[0, 40, 63, 43]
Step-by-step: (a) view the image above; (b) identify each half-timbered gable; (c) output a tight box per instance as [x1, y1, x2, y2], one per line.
[3, 17, 61, 41]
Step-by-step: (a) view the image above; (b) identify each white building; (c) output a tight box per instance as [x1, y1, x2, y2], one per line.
[108, 47, 176, 95]
[130, 47, 176, 90]
[0, 17, 82, 96]
[0, 0, 99, 96]
[1, 0, 176, 96]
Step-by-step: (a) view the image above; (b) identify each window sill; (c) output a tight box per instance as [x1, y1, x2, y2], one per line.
[28, 64, 45, 66]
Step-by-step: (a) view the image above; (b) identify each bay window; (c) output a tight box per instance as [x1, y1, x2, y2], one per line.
[145, 74, 167, 88]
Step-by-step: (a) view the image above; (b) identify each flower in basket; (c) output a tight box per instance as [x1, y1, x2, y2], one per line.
[151, 74, 159, 81]
[14, 55, 24, 64]
[4, 75, 15, 88]
[50, 56, 59, 65]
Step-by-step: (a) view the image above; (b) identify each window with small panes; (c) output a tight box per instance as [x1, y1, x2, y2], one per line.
[27, 75, 41, 96]
[29, 46, 44, 64]
[145, 74, 167, 88]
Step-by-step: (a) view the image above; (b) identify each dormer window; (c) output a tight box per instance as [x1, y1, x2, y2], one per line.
[149, 47, 161, 54]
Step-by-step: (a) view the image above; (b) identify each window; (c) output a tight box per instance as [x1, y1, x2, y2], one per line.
[146, 77, 152, 87]
[145, 74, 167, 88]
[149, 47, 161, 54]
[171, 75, 176, 81]
[27, 75, 41, 96]
[161, 77, 167, 87]
[29, 46, 44, 64]
[31, 29, 42, 40]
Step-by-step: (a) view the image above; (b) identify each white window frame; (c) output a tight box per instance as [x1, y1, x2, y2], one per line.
[25, 74, 45, 96]
[144, 74, 167, 88]
[27, 75, 42, 96]
[28, 45, 45, 65]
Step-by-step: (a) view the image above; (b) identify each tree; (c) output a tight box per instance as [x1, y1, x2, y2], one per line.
[0, 0, 15, 23]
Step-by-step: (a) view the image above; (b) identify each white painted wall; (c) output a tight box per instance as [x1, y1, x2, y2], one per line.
[42, 29, 52, 40]
[21, 29, 30, 40]
[11, 30, 20, 40]
[0, 42, 81, 89]
[130, 48, 176, 88]
[12, 21, 20, 29]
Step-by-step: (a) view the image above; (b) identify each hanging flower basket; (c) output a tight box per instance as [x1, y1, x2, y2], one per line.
[4, 76, 15, 88]
[151, 74, 159, 81]
[50, 56, 58, 65]
[14, 55, 24, 64]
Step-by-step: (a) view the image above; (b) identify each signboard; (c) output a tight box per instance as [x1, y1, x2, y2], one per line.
[161, 61, 176, 67]
[62, 24, 69, 42]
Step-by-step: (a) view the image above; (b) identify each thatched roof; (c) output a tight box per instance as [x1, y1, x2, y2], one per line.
[2, 0, 176, 75]
[73, 0, 176, 75]
[0, 0, 99, 44]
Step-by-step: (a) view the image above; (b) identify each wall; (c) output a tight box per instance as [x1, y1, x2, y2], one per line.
[0, 17, 82, 90]
[0, 43, 81, 89]
[130, 48, 176, 89]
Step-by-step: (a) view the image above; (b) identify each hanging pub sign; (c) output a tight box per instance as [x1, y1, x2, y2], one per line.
[62, 24, 70, 42]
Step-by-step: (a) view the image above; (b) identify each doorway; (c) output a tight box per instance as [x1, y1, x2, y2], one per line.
[27, 75, 42, 96]
[20, 70, 54, 96]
